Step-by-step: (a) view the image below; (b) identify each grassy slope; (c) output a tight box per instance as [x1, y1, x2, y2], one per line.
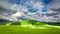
[0, 25, 60, 34]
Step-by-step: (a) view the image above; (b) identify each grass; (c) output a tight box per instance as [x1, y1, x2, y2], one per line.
[0, 20, 60, 34]
[0, 25, 60, 34]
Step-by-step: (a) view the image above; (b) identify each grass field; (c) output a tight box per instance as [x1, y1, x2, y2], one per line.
[0, 25, 60, 34]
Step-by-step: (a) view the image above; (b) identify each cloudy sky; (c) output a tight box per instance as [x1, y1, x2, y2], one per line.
[0, 0, 60, 22]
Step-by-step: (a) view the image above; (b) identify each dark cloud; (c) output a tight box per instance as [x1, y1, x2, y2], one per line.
[51, 8, 60, 11]
[45, 13, 59, 16]
[53, 16, 59, 18]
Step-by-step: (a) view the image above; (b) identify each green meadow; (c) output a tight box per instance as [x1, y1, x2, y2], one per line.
[0, 20, 60, 34]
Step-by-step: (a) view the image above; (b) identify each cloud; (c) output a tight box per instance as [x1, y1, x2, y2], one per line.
[0, 0, 27, 21]
[0, 0, 60, 22]
[0, 0, 17, 21]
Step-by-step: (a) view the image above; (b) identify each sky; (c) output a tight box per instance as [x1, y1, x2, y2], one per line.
[0, 0, 60, 22]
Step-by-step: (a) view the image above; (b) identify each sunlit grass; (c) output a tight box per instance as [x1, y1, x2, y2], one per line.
[6, 23, 12, 26]
[5, 22, 60, 29]
[20, 24, 60, 29]
[44, 24, 60, 28]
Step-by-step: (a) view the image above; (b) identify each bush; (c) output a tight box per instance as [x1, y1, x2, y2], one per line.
[21, 20, 46, 26]
[10, 22, 21, 25]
